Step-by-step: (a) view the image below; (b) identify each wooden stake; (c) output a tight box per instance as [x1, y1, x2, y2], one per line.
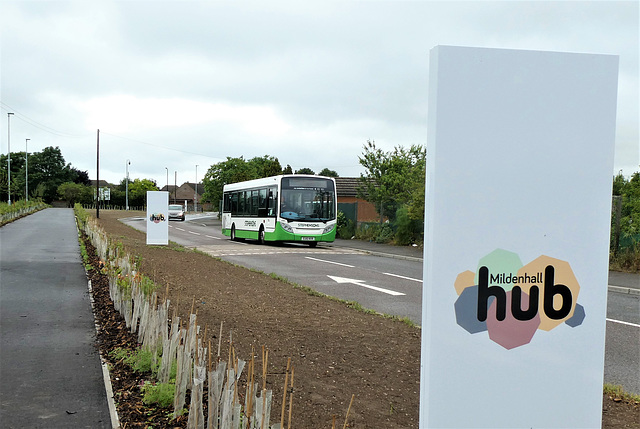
[247, 346, 255, 422]
[287, 366, 294, 429]
[342, 394, 355, 429]
[217, 321, 223, 359]
[332, 415, 336, 429]
[280, 357, 291, 428]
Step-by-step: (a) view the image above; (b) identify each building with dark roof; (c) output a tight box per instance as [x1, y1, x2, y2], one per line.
[334, 177, 380, 224]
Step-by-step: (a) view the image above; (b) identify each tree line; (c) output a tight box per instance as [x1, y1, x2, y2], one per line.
[0, 146, 159, 207]
[4, 144, 634, 253]
[200, 155, 338, 204]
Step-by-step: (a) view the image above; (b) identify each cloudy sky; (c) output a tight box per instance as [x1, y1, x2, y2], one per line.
[1, 1, 638, 188]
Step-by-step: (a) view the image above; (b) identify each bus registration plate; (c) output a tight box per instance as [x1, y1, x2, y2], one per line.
[301, 237, 315, 241]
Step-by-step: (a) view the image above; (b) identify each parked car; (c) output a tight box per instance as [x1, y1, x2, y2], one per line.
[168, 204, 185, 221]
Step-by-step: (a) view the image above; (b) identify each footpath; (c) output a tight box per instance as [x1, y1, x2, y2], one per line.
[0, 208, 112, 428]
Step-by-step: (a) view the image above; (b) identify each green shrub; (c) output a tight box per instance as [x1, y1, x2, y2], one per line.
[394, 206, 423, 245]
[142, 382, 175, 408]
[375, 223, 395, 243]
[336, 211, 355, 239]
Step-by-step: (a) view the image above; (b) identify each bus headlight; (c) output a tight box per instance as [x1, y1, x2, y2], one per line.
[281, 222, 294, 233]
[322, 224, 334, 234]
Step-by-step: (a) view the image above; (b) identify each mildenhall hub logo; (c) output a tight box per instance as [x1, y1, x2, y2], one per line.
[149, 213, 166, 224]
[453, 249, 585, 349]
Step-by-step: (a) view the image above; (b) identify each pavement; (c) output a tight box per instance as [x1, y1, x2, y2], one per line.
[0, 208, 113, 428]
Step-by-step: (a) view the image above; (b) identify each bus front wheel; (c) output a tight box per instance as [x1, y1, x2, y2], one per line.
[230, 225, 237, 241]
[308, 241, 318, 248]
[258, 227, 265, 245]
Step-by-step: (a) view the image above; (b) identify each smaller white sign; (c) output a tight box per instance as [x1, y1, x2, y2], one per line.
[146, 191, 169, 245]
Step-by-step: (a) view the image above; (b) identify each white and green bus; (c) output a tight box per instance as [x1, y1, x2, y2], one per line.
[221, 175, 337, 246]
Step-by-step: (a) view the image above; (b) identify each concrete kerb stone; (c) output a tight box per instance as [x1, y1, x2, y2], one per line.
[608, 285, 640, 296]
[87, 279, 121, 429]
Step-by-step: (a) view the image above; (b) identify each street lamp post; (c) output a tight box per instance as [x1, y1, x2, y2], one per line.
[7, 112, 14, 204]
[125, 159, 131, 210]
[195, 165, 198, 213]
[25, 138, 30, 201]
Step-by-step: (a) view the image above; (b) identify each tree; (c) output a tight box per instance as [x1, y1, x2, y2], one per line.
[282, 164, 293, 174]
[202, 157, 258, 205]
[318, 168, 339, 177]
[22, 146, 77, 203]
[248, 155, 282, 178]
[358, 140, 425, 223]
[58, 182, 91, 207]
[201, 155, 288, 205]
[128, 178, 159, 207]
[295, 167, 315, 175]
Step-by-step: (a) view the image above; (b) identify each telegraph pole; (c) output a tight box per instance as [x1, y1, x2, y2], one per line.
[7, 112, 14, 204]
[96, 129, 100, 219]
[25, 138, 30, 201]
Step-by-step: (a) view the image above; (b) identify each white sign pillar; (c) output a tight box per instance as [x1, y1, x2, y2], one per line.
[421, 46, 618, 428]
[146, 191, 169, 245]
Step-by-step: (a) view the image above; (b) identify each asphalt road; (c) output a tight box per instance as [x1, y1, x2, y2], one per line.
[0, 209, 111, 428]
[123, 213, 640, 395]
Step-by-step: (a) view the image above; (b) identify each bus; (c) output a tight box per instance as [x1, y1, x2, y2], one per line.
[221, 175, 337, 246]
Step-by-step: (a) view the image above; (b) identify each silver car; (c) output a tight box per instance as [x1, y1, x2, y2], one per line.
[168, 204, 185, 221]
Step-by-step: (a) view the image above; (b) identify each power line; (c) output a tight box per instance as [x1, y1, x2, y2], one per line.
[100, 131, 219, 159]
[0, 102, 91, 138]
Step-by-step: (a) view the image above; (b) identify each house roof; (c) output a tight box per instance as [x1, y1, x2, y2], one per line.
[89, 180, 113, 188]
[335, 177, 374, 197]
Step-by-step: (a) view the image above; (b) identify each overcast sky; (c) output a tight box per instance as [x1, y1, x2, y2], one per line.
[1, 1, 638, 188]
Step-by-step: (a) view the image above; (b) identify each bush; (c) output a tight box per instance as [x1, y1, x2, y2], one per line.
[142, 382, 175, 408]
[394, 206, 423, 245]
[336, 211, 355, 239]
[375, 223, 395, 243]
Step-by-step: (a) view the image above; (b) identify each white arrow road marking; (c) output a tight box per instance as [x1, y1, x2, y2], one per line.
[383, 272, 422, 283]
[305, 257, 354, 268]
[328, 275, 405, 296]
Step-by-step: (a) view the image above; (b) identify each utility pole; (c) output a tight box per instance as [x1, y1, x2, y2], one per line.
[125, 159, 130, 210]
[195, 164, 198, 213]
[96, 129, 100, 219]
[174, 171, 177, 203]
[7, 112, 14, 204]
[25, 138, 30, 201]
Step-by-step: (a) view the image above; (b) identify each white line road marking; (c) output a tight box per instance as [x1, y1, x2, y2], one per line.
[175, 227, 185, 231]
[607, 318, 640, 328]
[383, 272, 422, 282]
[305, 257, 354, 268]
[205, 235, 222, 240]
[188, 231, 201, 235]
[328, 275, 405, 296]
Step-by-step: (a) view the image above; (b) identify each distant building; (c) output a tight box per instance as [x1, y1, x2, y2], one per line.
[334, 177, 380, 224]
[160, 182, 209, 212]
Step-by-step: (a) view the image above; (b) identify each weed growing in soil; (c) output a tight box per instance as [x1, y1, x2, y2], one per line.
[142, 382, 176, 408]
[604, 384, 640, 404]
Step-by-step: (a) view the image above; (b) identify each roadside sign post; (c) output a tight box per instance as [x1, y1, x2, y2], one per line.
[420, 46, 619, 428]
[146, 191, 169, 245]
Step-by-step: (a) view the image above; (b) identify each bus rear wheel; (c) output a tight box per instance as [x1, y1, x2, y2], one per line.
[230, 225, 237, 241]
[258, 227, 265, 245]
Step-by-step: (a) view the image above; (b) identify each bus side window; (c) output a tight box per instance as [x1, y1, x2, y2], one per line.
[268, 188, 277, 217]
